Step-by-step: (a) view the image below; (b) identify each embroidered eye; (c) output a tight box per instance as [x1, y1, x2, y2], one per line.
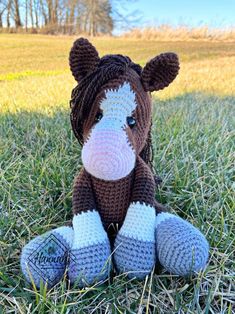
[127, 116, 136, 128]
[95, 112, 103, 123]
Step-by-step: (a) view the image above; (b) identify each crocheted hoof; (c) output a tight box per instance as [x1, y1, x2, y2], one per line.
[68, 240, 111, 287]
[113, 202, 156, 279]
[155, 213, 209, 276]
[114, 234, 155, 279]
[21, 226, 73, 288]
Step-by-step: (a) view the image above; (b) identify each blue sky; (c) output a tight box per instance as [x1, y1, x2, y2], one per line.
[116, 0, 235, 31]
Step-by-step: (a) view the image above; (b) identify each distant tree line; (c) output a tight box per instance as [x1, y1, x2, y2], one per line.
[0, 0, 116, 35]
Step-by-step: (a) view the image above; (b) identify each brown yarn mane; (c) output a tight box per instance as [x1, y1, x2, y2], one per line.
[70, 54, 156, 175]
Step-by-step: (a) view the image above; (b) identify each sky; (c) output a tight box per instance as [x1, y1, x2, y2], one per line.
[115, 0, 235, 32]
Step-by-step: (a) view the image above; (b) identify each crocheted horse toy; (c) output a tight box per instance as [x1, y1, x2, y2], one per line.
[21, 38, 209, 288]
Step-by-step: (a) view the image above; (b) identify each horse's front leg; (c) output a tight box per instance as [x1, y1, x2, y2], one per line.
[68, 169, 111, 287]
[114, 157, 156, 279]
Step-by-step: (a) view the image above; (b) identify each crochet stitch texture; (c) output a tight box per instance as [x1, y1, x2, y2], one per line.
[20, 38, 209, 288]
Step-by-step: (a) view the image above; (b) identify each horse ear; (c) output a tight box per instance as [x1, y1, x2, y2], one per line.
[69, 38, 100, 82]
[141, 53, 179, 92]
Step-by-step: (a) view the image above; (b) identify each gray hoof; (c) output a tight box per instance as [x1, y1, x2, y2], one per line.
[114, 234, 155, 279]
[21, 226, 73, 288]
[155, 213, 209, 276]
[68, 240, 111, 287]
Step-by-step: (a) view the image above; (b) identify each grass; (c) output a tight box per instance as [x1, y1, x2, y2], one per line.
[123, 26, 235, 42]
[0, 34, 235, 313]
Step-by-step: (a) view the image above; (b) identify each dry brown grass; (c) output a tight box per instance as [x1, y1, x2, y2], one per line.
[2, 24, 235, 42]
[123, 25, 235, 42]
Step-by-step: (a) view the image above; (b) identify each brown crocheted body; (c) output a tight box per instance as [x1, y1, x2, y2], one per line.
[72, 156, 166, 245]
[91, 172, 134, 229]
[69, 38, 179, 243]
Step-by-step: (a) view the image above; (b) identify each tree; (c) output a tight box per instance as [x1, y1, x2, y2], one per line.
[79, 0, 113, 36]
[6, 0, 12, 28]
[25, 0, 28, 31]
[40, 0, 48, 25]
[29, 0, 34, 27]
[33, 0, 39, 28]
[13, 0, 22, 28]
[0, 0, 138, 35]
[0, 1, 7, 28]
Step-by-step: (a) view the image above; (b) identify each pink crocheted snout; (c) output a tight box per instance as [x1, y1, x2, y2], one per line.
[82, 127, 136, 181]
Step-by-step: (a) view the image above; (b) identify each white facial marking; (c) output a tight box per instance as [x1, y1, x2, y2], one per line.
[82, 82, 137, 181]
[100, 82, 137, 128]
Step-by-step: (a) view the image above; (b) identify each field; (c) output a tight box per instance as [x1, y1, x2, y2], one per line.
[123, 26, 235, 42]
[0, 34, 235, 313]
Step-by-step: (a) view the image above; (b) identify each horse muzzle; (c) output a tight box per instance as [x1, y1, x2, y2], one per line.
[81, 128, 136, 181]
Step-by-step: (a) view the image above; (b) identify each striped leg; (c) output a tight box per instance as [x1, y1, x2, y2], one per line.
[20, 226, 73, 288]
[68, 210, 111, 287]
[114, 202, 156, 279]
[155, 213, 209, 276]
